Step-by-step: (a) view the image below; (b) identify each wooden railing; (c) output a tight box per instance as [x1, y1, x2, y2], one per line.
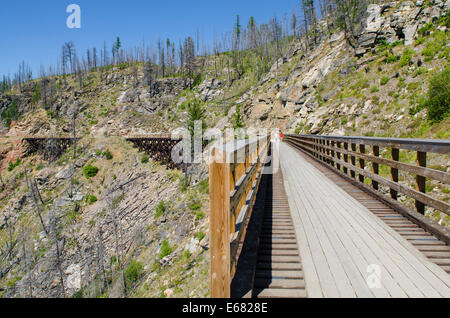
[285, 135, 450, 218]
[209, 135, 271, 298]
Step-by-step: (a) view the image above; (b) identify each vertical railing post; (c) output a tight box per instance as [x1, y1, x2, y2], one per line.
[359, 144, 365, 183]
[330, 140, 335, 167]
[322, 139, 326, 163]
[314, 138, 318, 159]
[416, 151, 427, 214]
[209, 147, 231, 298]
[336, 142, 342, 171]
[326, 139, 331, 165]
[350, 143, 357, 179]
[372, 146, 380, 190]
[343, 142, 349, 175]
[391, 148, 399, 200]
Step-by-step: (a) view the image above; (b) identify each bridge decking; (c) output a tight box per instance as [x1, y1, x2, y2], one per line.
[279, 142, 450, 298]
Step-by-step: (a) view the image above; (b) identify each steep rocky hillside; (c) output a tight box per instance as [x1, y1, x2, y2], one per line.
[0, 0, 449, 298]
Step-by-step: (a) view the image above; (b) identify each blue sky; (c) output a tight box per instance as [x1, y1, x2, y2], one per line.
[0, 0, 306, 78]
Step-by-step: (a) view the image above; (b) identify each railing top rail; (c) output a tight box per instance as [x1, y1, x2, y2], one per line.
[287, 135, 450, 154]
[125, 134, 183, 140]
[216, 135, 269, 154]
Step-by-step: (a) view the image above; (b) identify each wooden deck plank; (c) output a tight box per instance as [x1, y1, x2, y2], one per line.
[296, 153, 447, 298]
[289, 161, 390, 298]
[291, 144, 450, 293]
[279, 142, 450, 298]
[282, 146, 398, 298]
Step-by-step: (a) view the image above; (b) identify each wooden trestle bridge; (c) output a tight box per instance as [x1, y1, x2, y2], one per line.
[17, 134, 450, 298]
[209, 135, 450, 298]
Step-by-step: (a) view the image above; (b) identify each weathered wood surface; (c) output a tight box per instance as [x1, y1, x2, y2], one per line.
[252, 168, 306, 298]
[22, 137, 79, 161]
[280, 142, 450, 298]
[285, 135, 450, 217]
[295, 145, 450, 276]
[126, 136, 182, 169]
[209, 136, 270, 298]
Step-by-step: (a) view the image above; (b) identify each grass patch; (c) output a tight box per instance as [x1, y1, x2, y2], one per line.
[155, 200, 166, 218]
[380, 76, 389, 86]
[159, 240, 173, 259]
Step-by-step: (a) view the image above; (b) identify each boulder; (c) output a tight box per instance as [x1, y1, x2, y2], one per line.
[55, 166, 74, 180]
[404, 23, 419, 45]
[365, 4, 385, 33]
[358, 32, 378, 48]
[65, 264, 81, 291]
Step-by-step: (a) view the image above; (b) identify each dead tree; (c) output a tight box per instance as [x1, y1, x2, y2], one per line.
[96, 225, 108, 292]
[49, 211, 66, 298]
[3, 213, 15, 261]
[29, 178, 48, 236]
[21, 228, 33, 297]
[109, 202, 127, 297]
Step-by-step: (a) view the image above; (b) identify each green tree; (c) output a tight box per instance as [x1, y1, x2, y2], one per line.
[113, 37, 121, 64]
[233, 104, 245, 129]
[425, 66, 450, 122]
[186, 97, 206, 137]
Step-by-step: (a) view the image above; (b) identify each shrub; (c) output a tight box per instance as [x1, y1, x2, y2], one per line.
[233, 104, 245, 129]
[370, 86, 379, 93]
[86, 195, 98, 205]
[413, 67, 427, 78]
[184, 250, 192, 259]
[380, 76, 390, 86]
[8, 159, 20, 172]
[125, 259, 143, 284]
[159, 240, 173, 258]
[189, 200, 202, 211]
[198, 178, 209, 194]
[386, 54, 398, 63]
[103, 149, 113, 160]
[194, 210, 205, 220]
[83, 164, 99, 178]
[178, 177, 188, 192]
[399, 50, 413, 67]
[195, 231, 206, 242]
[424, 66, 450, 122]
[155, 201, 166, 218]
[140, 153, 149, 164]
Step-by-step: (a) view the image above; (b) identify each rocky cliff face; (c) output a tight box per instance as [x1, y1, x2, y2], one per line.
[236, 1, 448, 137]
[356, 0, 449, 54]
